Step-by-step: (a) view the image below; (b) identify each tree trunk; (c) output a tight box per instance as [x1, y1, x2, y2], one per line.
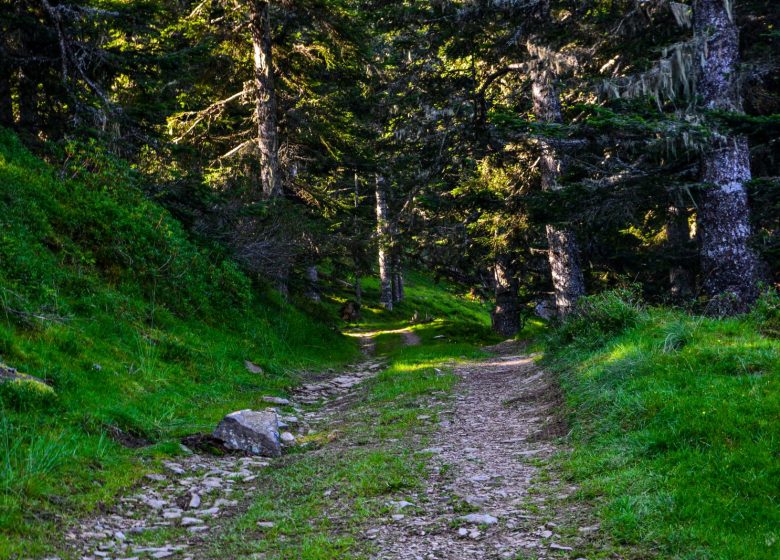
[531, 75, 586, 318]
[354, 273, 362, 305]
[491, 256, 520, 337]
[249, 0, 282, 200]
[304, 265, 321, 302]
[375, 173, 393, 310]
[392, 255, 404, 304]
[694, 0, 762, 314]
[667, 203, 694, 301]
[353, 172, 363, 306]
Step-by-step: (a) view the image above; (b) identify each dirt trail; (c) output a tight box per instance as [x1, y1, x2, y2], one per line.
[61, 334, 597, 560]
[370, 341, 591, 559]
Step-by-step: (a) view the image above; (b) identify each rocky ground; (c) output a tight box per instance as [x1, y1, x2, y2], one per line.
[369, 341, 598, 559]
[63, 344, 385, 560]
[60, 336, 602, 560]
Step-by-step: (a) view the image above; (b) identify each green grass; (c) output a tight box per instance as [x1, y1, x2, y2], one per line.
[0, 130, 356, 557]
[547, 292, 780, 560]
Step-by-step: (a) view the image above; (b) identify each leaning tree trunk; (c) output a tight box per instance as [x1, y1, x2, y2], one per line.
[531, 74, 586, 318]
[667, 201, 694, 301]
[491, 256, 520, 337]
[693, 0, 762, 314]
[375, 174, 393, 310]
[249, 0, 282, 200]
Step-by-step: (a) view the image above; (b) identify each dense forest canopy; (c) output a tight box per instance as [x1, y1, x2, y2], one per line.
[1, 0, 779, 325]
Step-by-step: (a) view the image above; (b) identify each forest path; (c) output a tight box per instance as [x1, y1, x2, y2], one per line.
[61, 334, 598, 560]
[370, 340, 591, 559]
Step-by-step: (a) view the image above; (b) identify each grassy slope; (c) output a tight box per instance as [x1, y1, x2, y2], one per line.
[0, 131, 356, 557]
[548, 297, 780, 559]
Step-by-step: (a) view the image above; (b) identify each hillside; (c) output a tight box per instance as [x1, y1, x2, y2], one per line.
[0, 130, 357, 555]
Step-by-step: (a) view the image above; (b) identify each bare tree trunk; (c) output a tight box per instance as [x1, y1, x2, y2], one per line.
[304, 265, 321, 302]
[531, 75, 586, 318]
[694, 0, 762, 314]
[491, 256, 520, 337]
[249, 0, 282, 200]
[375, 173, 393, 310]
[667, 202, 694, 301]
[353, 171, 363, 305]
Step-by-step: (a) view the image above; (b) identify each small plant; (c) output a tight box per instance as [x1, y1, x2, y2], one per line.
[751, 288, 780, 338]
[661, 320, 694, 353]
[548, 286, 646, 349]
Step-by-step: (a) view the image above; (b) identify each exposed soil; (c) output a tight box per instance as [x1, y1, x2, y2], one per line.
[369, 341, 597, 559]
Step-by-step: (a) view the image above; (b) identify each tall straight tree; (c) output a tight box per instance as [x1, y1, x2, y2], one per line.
[249, 0, 282, 199]
[375, 173, 393, 309]
[694, 0, 762, 313]
[531, 63, 586, 317]
[491, 255, 520, 337]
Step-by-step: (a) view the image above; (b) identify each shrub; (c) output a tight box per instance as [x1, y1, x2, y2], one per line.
[751, 288, 780, 338]
[548, 286, 646, 349]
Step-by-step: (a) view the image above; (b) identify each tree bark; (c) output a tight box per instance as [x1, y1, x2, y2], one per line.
[491, 256, 520, 337]
[353, 171, 363, 305]
[392, 249, 404, 304]
[249, 0, 282, 200]
[531, 75, 586, 318]
[667, 202, 694, 301]
[694, 0, 762, 314]
[304, 265, 321, 302]
[375, 173, 393, 310]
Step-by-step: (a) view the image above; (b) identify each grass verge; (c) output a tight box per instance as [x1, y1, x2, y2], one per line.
[546, 290, 780, 560]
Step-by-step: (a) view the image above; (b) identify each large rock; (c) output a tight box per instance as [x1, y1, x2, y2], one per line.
[213, 409, 281, 457]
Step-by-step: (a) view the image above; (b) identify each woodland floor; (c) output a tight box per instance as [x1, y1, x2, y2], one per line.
[59, 332, 610, 560]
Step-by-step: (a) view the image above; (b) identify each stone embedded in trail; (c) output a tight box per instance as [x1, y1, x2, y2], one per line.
[549, 543, 574, 551]
[459, 513, 498, 525]
[256, 521, 275, 529]
[213, 409, 281, 457]
[388, 500, 415, 510]
[280, 431, 296, 446]
[262, 396, 290, 405]
[188, 494, 201, 509]
[465, 495, 487, 507]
